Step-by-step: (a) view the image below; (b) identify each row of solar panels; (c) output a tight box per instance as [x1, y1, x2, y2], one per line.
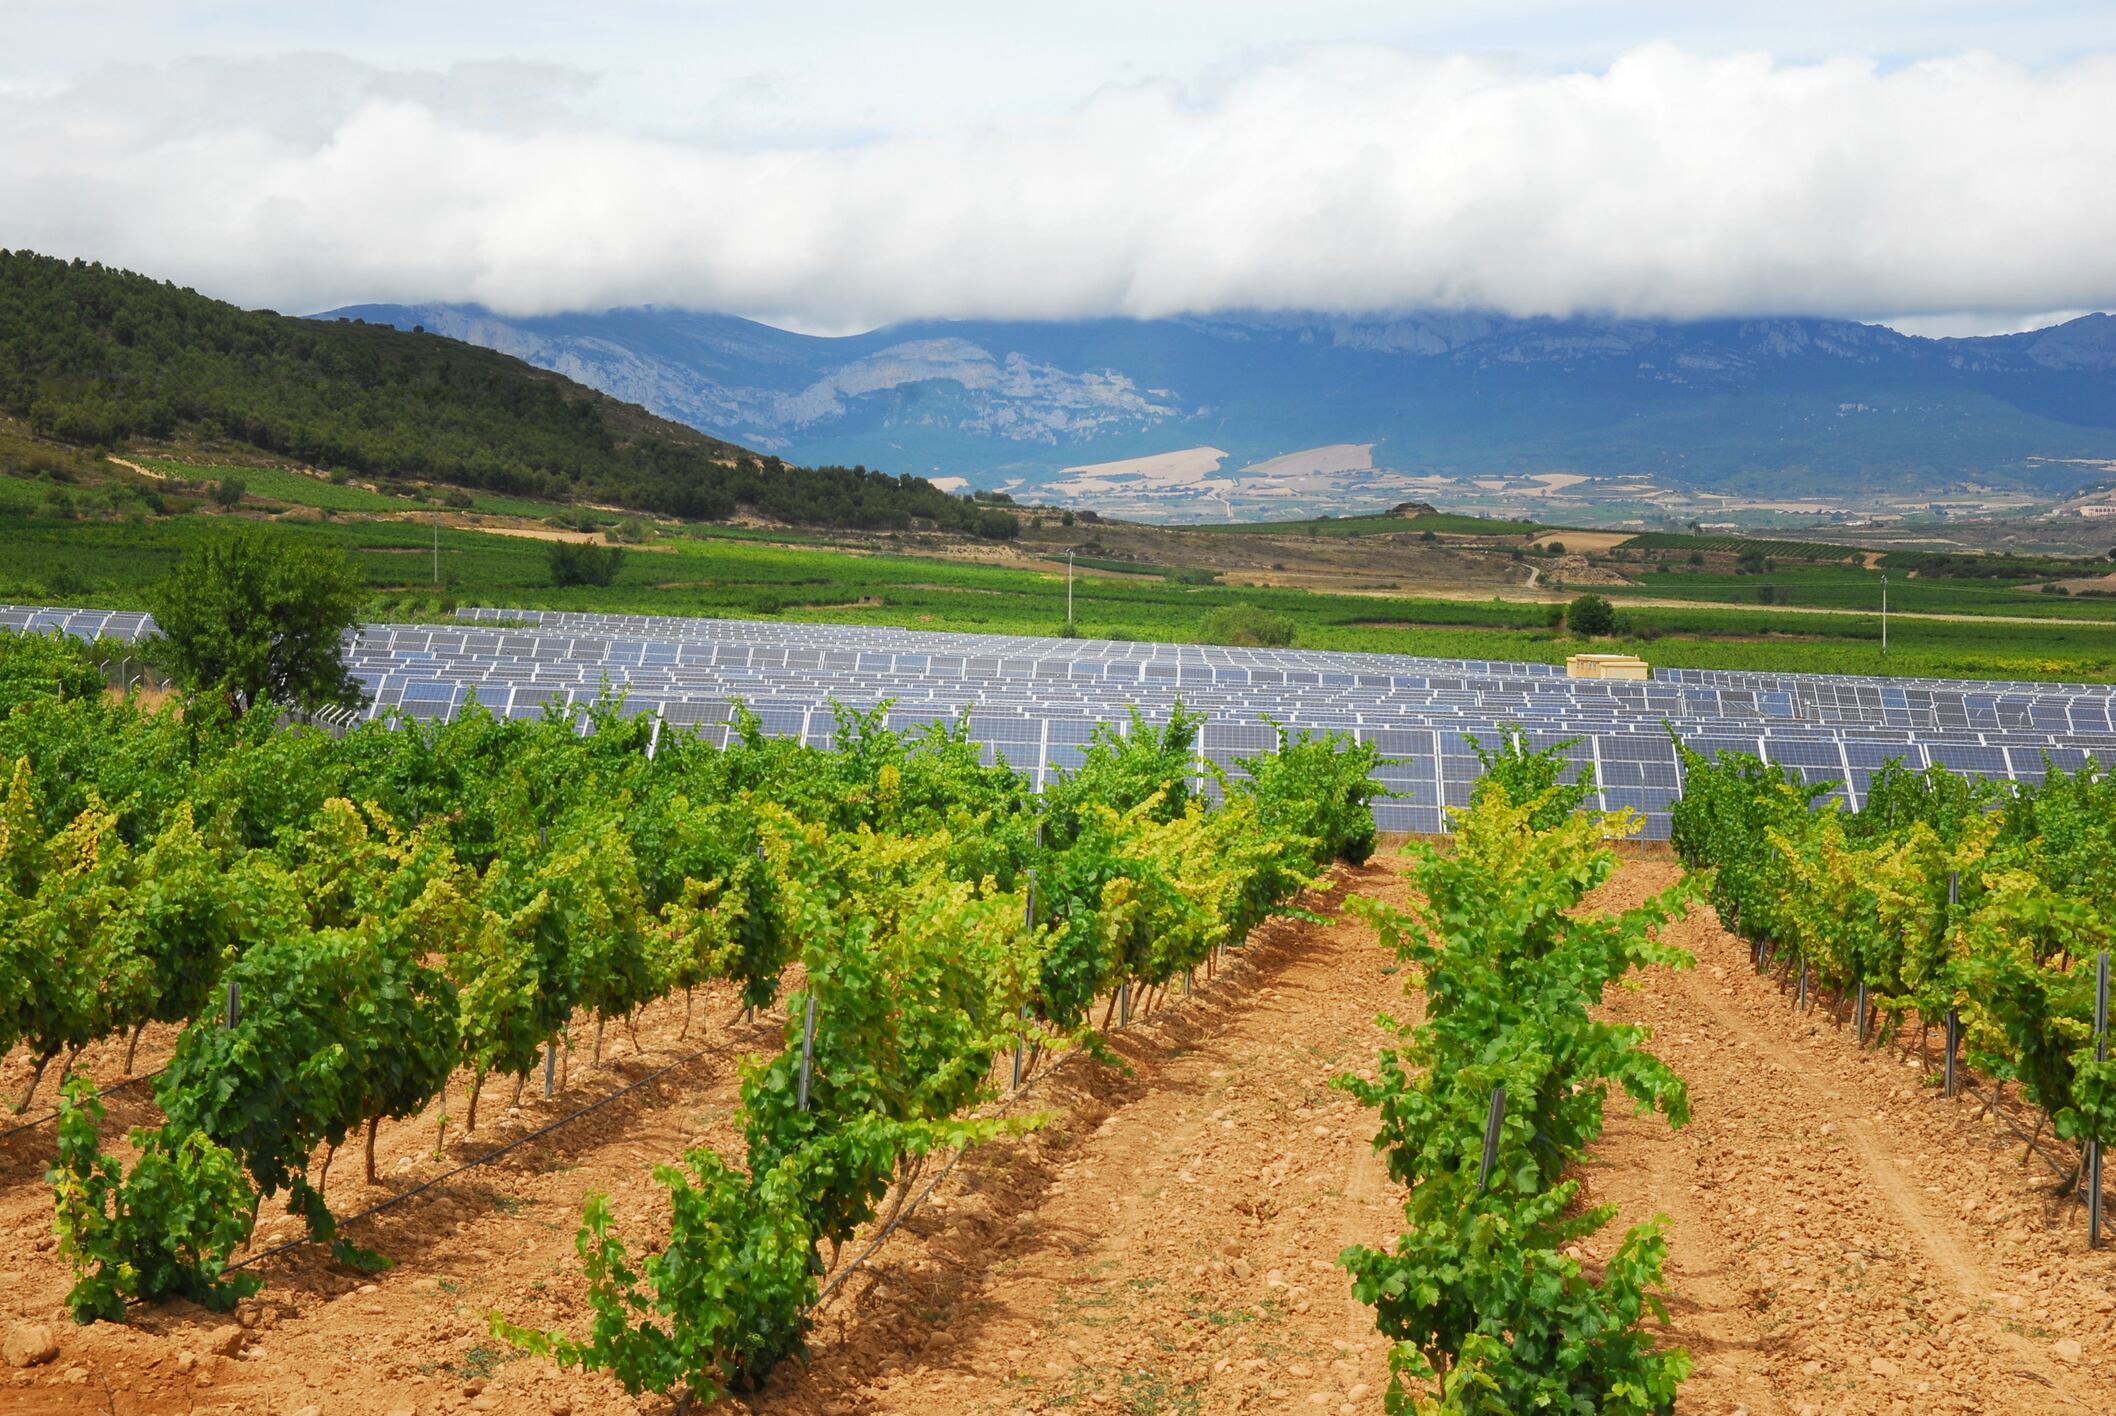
[2, 606, 159, 643]
[16, 602, 2114, 710]
[464, 607, 2116, 700]
[1657, 664, 2116, 697]
[337, 662, 2116, 736]
[302, 688, 2114, 839]
[338, 621, 2116, 733]
[447, 607, 1575, 677]
[344, 673, 2116, 752]
[12, 604, 2113, 840]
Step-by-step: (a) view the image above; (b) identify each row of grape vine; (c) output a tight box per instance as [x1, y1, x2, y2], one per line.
[1670, 743, 2116, 1218]
[1338, 740, 1697, 1414]
[0, 628, 1380, 1386]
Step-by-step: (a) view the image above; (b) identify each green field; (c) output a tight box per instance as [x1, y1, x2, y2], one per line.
[0, 475, 43, 514]
[1056, 553, 1169, 577]
[1617, 531, 1858, 561]
[136, 458, 417, 512]
[1600, 564, 2116, 621]
[470, 490, 617, 520]
[8, 512, 2115, 682]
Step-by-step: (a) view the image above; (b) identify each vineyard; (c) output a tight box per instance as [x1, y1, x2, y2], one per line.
[4, 622, 2116, 1413]
[0, 627, 1389, 1404]
[1671, 742, 2116, 1242]
[1616, 533, 1860, 562]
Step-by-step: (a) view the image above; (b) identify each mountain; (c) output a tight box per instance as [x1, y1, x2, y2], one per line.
[0, 251, 1018, 537]
[321, 300, 2116, 517]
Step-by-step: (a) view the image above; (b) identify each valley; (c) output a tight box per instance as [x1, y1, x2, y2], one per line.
[8, 438, 2116, 683]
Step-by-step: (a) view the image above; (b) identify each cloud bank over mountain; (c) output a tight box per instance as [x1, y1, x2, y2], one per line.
[4, 44, 2113, 329]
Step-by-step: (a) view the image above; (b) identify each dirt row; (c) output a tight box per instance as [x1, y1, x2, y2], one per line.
[6, 854, 2116, 1415]
[1587, 862, 2116, 1415]
[757, 859, 1412, 1415]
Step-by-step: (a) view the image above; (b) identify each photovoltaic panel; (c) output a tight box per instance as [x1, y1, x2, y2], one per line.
[14, 603, 2114, 838]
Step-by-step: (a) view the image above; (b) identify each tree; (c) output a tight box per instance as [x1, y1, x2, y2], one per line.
[971, 509, 1019, 541]
[210, 477, 245, 509]
[1566, 594, 1617, 637]
[146, 530, 367, 713]
[548, 542, 625, 587]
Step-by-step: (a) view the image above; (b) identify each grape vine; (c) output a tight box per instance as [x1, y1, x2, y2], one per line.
[1340, 739, 1696, 1414]
[1672, 744, 2116, 1184]
[0, 625, 1384, 1371]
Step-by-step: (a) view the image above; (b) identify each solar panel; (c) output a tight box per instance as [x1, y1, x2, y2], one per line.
[13, 602, 2110, 839]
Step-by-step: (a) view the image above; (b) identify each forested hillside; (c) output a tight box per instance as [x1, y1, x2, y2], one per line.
[0, 251, 1016, 536]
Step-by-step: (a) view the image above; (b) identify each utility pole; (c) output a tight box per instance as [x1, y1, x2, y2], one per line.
[1066, 548, 1076, 630]
[1880, 572, 1888, 660]
[433, 516, 441, 585]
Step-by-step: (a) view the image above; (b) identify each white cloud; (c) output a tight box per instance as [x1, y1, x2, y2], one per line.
[3, 44, 2113, 330]
[1878, 309, 2102, 338]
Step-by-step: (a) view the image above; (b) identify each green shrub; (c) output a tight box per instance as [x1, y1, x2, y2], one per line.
[548, 542, 625, 587]
[0, 629, 105, 712]
[1566, 594, 1616, 636]
[493, 1153, 815, 1402]
[1199, 605, 1295, 647]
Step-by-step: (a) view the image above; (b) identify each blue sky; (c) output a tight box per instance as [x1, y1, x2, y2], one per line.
[4, 3, 2113, 331]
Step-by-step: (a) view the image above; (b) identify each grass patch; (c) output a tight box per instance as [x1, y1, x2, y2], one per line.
[1600, 564, 2116, 621]
[136, 458, 415, 512]
[449, 1343, 509, 1382]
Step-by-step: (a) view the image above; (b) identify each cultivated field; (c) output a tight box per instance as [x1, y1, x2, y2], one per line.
[6, 852, 2112, 1413]
[8, 505, 2116, 681]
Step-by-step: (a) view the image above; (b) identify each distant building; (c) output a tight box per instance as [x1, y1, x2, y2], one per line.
[1567, 653, 1650, 681]
[2079, 503, 2116, 518]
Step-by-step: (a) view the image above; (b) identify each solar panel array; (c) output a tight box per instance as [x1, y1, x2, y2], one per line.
[1, 605, 159, 644]
[10, 603, 2114, 839]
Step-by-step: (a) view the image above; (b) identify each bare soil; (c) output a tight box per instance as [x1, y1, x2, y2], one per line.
[758, 859, 1410, 1416]
[1584, 862, 2116, 1416]
[5, 857, 2115, 1415]
[1530, 531, 1635, 553]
